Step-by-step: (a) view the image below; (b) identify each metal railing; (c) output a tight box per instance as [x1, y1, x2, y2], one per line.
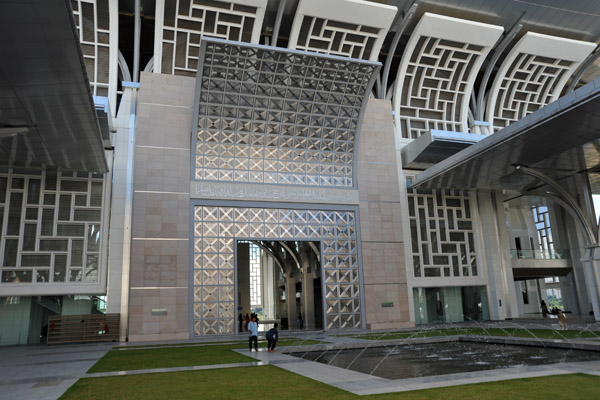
[509, 249, 570, 260]
[46, 313, 119, 345]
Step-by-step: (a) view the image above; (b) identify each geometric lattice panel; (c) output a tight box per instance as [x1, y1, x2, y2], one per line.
[156, 0, 267, 76]
[192, 205, 360, 335]
[0, 166, 105, 286]
[71, 0, 118, 115]
[486, 32, 595, 133]
[194, 38, 379, 188]
[393, 13, 503, 139]
[293, 16, 381, 60]
[407, 189, 478, 279]
[288, 0, 396, 61]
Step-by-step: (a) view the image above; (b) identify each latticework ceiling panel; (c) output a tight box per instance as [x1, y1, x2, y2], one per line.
[194, 38, 379, 188]
[71, 0, 118, 116]
[485, 32, 596, 133]
[288, 0, 396, 61]
[393, 13, 503, 140]
[155, 0, 267, 75]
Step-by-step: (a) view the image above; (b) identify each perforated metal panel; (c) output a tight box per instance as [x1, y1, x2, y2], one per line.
[192, 205, 360, 335]
[194, 39, 379, 188]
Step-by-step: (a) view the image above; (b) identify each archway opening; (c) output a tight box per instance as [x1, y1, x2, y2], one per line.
[236, 240, 322, 333]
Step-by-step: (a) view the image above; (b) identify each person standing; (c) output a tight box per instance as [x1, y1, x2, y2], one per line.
[541, 300, 549, 318]
[238, 313, 243, 332]
[557, 309, 567, 330]
[244, 313, 250, 332]
[266, 323, 279, 352]
[248, 315, 258, 352]
[297, 312, 303, 329]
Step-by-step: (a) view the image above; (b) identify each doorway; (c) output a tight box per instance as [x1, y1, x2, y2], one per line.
[236, 240, 323, 333]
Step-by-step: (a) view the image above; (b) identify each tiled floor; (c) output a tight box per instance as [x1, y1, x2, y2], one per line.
[3, 320, 600, 399]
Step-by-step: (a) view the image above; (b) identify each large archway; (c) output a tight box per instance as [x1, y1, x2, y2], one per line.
[237, 240, 323, 333]
[191, 203, 362, 336]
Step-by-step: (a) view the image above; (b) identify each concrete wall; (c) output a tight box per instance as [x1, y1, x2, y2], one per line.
[357, 99, 412, 329]
[128, 72, 195, 341]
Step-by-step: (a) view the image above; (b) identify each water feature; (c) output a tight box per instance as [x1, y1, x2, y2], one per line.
[289, 340, 600, 380]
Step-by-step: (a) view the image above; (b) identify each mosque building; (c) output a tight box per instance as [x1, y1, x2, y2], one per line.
[1, 0, 600, 345]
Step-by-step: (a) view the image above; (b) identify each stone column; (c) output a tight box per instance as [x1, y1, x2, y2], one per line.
[286, 273, 297, 329]
[357, 98, 411, 329]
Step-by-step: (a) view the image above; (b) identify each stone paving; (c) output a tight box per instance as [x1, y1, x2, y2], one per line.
[2, 319, 600, 399]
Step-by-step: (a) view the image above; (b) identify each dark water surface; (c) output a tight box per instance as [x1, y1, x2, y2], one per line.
[290, 341, 600, 380]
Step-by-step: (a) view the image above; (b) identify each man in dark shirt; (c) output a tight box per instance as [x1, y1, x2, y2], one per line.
[265, 323, 279, 352]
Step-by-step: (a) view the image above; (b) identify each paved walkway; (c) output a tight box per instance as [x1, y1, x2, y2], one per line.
[2, 320, 600, 399]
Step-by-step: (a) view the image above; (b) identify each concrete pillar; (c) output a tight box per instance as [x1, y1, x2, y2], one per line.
[582, 247, 600, 321]
[476, 191, 517, 320]
[303, 268, 315, 329]
[285, 274, 297, 329]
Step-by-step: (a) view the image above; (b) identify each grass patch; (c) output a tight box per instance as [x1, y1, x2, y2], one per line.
[62, 367, 600, 400]
[347, 327, 600, 341]
[89, 338, 324, 373]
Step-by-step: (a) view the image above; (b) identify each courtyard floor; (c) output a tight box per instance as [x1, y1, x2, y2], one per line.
[2, 319, 600, 399]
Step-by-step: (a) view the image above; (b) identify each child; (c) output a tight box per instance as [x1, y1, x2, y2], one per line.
[265, 323, 279, 352]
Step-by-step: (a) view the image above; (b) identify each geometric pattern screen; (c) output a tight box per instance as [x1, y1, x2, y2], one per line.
[71, 0, 112, 98]
[408, 189, 478, 279]
[488, 54, 575, 133]
[397, 36, 485, 139]
[0, 167, 104, 285]
[192, 205, 360, 335]
[294, 16, 380, 60]
[195, 39, 377, 188]
[160, 0, 262, 76]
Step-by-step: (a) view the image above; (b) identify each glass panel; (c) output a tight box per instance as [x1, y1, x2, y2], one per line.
[69, 269, 83, 282]
[7, 192, 23, 235]
[45, 171, 57, 190]
[27, 179, 41, 204]
[90, 182, 103, 206]
[43, 193, 56, 205]
[3, 239, 18, 266]
[54, 254, 67, 282]
[56, 224, 85, 236]
[73, 209, 101, 221]
[1, 270, 32, 283]
[0, 177, 7, 203]
[39, 240, 68, 251]
[25, 207, 38, 219]
[60, 180, 88, 192]
[58, 194, 71, 221]
[21, 254, 50, 266]
[36, 270, 50, 283]
[11, 177, 24, 189]
[87, 224, 101, 251]
[71, 240, 83, 266]
[85, 254, 99, 282]
[74, 195, 87, 206]
[41, 209, 55, 235]
[22, 224, 36, 251]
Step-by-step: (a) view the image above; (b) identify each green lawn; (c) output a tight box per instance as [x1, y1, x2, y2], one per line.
[347, 327, 600, 341]
[62, 366, 600, 400]
[88, 338, 323, 373]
